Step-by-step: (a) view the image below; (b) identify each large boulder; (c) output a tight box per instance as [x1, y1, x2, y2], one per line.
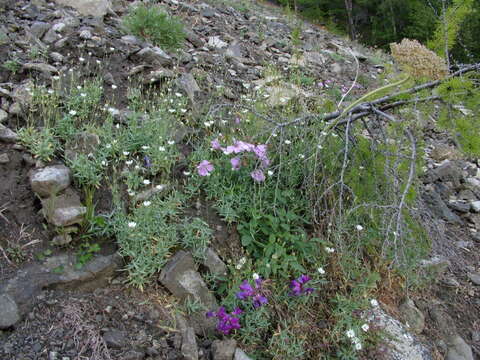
[30, 165, 71, 198]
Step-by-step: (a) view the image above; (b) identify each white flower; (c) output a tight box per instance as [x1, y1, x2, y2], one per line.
[204, 121, 213, 127]
[354, 342, 362, 351]
[143, 179, 151, 185]
[317, 144, 323, 149]
[80, 93, 86, 97]
[317, 267, 325, 275]
[359, 166, 365, 170]
[69, 110, 77, 116]
[79, 57, 85, 62]
[135, 165, 140, 170]
[266, 263, 270, 268]
[123, 151, 130, 156]
[125, 160, 133, 165]
[331, 133, 338, 138]
[284, 140, 291, 145]
[356, 225, 364, 231]
[175, 92, 182, 97]
[236, 264, 242, 270]
[321, 131, 328, 136]
[239, 257, 246, 265]
[252, 273, 260, 280]
[299, 154, 305, 159]
[128, 222, 137, 228]
[158, 146, 166, 152]
[370, 299, 379, 307]
[167, 140, 175, 145]
[105, 144, 112, 149]
[267, 170, 274, 176]
[168, 109, 176, 113]
[111, 84, 117, 89]
[96, 60, 101, 64]
[52, 75, 60, 80]
[180, 108, 187, 113]
[272, 133, 277, 137]
[155, 185, 164, 190]
[143, 201, 151, 207]
[101, 160, 107, 166]
[183, 171, 191, 176]
[47, 89, 54, 94]
[141, 145, 150, 150]
[361, 324, 369, 332]
[325, 246, 335, 253]
[346, 329, 355, 338]
[110, 47, 115, 51]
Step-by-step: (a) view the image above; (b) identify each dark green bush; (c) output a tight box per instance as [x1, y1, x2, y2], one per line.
[122, 4, 185, 51]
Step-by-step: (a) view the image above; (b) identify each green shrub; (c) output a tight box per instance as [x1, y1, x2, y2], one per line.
[122, 4, 185, 51]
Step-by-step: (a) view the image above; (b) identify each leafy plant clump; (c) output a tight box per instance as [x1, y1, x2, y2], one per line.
[122, 4, 185, 51]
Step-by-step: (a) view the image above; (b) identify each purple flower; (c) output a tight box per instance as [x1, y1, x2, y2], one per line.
[253, 144, 267, 160]
[289, 275, 314, 296]
[197, 160, 214, 176]
[236, 278, 268, 308]
[143, 155, 152, 168]
[231, 157, 241, 170]
[250, 169, 265, 182]
[211, 138, 222, 150]
[206, 307, 243, 335]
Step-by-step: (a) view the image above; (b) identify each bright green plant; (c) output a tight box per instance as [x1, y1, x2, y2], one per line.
[17, 126, 59, 161]
[122, 4, 185, 50]
[3, 59, 21, 74]
[75, 241, 101, 269]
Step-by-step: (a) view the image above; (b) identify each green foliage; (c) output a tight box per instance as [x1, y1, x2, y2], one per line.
[267, 322, 307, 359]
[428, 0, 474, 57]
[2, 59, 21, 74]
[122, 4, 185, 51]
[179, 217, 213, 261]
[75, 241, 101, 269]
[17, 126, 58, 161]
[67, 154, 104, 188]
[112, 192, 183, 288]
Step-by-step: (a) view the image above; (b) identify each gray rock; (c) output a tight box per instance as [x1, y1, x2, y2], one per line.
[0, 294, 20, 329]
[30, 165, 71, 197]
[203, 248, 227, 276]
[51, 233, 73, 246]
[331, 62, 342, 74]
[185, 29, 204, 48]
[134, 47, 172, 67]
[472, 232, 480, 243]
[181, 327, 198, 360]
[225, 41, 243, 59]
[467, 272, 480, 286]
[64, 132, 100, 161]
[446, 335, 474, 360]
[23, 63, 58, 74]
[305, 51, 326, 67]
[30, 21, 50, 39]
[54, 0, 111, 17]
[471, 201, 480, 213]
[41, 188, 86, 227]
[134, 185, 168, 203]
[0, 109, 7, 123]
[212, 339, 237, 360]
[399, 298, 425, 334]
[159, 251, 217, 334]
[466, 177, 480, 188]
[79, 29, 92, 40]
[0, 124, 18, 143]
[234, 348, 253, 360]
[144, 68, 175, 84]
[423, 189, 462, 224]
[8, 102, 22, 116]
[0, 153, 9, 164]
[448, 201, 471, 213]
[434, 161, 462, 186]
[430, 144, 461, 162]
[12, 81, 34, 108]
[103, 329, 127, 349]
[366, 307, 432, 360]
[176, 73, 200, 102]
[43, 28, 61, 44]
[50, 52, 64, 62]
[159, 251, 217, 308]
[458, 189, 478, 202]
[121, 349, 145, 360]
[419, 256, 450, 278]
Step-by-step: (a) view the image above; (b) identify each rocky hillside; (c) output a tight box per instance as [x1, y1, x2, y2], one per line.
[0, 0, 479, 359]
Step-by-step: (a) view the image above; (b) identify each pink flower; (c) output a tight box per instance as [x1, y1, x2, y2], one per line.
[231, 157, 241, 170]
[253, 144, 267, 160]
[250, 169, 265, 182]
[211, 139, 222, 150]
[197, 160, 214, 176]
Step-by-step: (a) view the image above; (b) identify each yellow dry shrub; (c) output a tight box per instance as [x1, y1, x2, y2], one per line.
[390, 38, 448, 80]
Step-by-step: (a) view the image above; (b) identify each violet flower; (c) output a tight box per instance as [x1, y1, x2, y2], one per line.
[206, 306, 243, 335]
[236, 278, 268, 308]
[289, 275, 314, 296]
[143, 155, 152, 168]
[251, 169, 265, 182]
[197, 160, 214, 176]
[211, 138, 222, 150]
[231, 157, 241, 171]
